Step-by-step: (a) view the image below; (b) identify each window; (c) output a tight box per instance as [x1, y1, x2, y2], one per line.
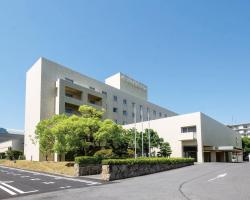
[102, 91, 107, 96]
[181, 126, 197, 133]
[113, 107, 118, 113]
[65, 78, 74, 83]
[123, 99, 127, 105]
[153, 110, 156, 116]
[113, 95, 118, 102]
[115, 119, 118, 124]
[159, 112, 162, 117]
[89, 86, 95, 91]
[123, 110, 127, 116]
[164, 114, 168, 118]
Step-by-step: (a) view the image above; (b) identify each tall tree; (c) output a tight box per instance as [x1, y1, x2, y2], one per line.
[79, 105, 104, 119]
[242, 136, 250, 160]
[35, 115, 67, 161]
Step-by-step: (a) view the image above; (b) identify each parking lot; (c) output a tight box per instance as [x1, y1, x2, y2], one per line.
[0, 166, 103, 199]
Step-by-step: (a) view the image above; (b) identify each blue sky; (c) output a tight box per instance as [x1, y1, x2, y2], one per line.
[0, 0, 249, 130]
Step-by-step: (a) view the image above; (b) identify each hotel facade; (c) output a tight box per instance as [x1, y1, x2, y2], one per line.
[24, 57, 176, 161]
[24, 57, 242, 162]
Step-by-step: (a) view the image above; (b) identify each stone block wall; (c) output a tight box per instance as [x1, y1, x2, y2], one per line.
[74, 164, 102, 176]
[102, 162, 193, 181]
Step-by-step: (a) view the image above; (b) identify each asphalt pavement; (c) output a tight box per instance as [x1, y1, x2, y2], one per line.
[1, 162, 250, 200]
[0, 165, 104, 199]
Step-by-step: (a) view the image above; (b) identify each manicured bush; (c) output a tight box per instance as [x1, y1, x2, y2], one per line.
[0, 153, 6, 159]
[102, 157, 194, 165]
[75, 156, 101, 165]
[94, 149, 114, 159]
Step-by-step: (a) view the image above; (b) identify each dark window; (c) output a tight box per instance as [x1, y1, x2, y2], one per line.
[123, 110, 127, 116]
[89, 86, 95, 91]
[164, 114, 168, 118]
[113, 95, 118, 102]
[153, 110, 156, 116]
[132, 112, 135, 118]
[113, 107, 118, 113]
[159, 112, 162, 117]
[181, 126, 197, 133]
[102, 91, 107, 96]
[123, 99, 127, 105]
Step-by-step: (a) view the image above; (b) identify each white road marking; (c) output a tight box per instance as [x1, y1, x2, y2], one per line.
[30, 178, 41, 181]
[42, 182, 55, 185]
[0, 185, 16, 196]
[208, 173, 227, 182]
[0, 166, 101, 185]
[60, 186, 72, 189]
[0, 182, 38, 194]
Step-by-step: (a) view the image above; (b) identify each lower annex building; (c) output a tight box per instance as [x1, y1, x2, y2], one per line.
[24, 57, 242, 162]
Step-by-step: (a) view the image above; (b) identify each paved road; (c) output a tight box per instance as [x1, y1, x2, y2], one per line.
[0, 166, 103, 199]
[2, 162, 250, 200]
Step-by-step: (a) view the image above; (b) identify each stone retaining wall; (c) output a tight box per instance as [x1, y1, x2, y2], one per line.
[74, 164, 102, 176]
[101, 162, 193, 181]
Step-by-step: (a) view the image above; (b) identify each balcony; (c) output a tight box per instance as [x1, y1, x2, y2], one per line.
[88, 94, 102, 107]
[179, 132, 197, 141]
[65, 86, 82, 100]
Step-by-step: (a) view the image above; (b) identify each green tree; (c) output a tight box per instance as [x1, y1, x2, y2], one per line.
[79, 105, 104, 119]
[35, 114, 68, 161]
[127, 128, 163, 157]
[94, 119, 129, 157]
[242, 136, 250, 160]
[158, 142, 172, 157]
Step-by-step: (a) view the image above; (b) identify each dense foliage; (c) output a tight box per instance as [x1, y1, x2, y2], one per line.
[102, 157, 194, 165]
[5, 149, 24, 160]
[35, 105, 171, 161]
[75, 156, 101, 165]
[157, 142, 172, 157]
[242, 136, 250, 160]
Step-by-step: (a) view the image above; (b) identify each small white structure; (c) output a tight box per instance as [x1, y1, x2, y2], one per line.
[124, 112, 243, 163]
[0, 128, 24, 153]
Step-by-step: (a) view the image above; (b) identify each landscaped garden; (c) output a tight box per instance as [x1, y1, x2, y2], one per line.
[0, 105, 194, 180]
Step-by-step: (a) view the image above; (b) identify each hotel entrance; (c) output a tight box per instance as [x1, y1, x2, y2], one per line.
[183, 146, 197, 162]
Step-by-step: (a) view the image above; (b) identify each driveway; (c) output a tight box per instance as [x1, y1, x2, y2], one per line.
[2, 162, 250, 200]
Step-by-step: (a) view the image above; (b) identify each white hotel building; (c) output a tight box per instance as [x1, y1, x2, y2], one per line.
[24, 57, 242, 162]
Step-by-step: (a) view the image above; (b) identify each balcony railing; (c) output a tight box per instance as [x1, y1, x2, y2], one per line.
[179, 132, 197, 141]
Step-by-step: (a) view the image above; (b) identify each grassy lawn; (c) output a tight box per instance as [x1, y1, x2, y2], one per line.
[0, 160, 75, 176]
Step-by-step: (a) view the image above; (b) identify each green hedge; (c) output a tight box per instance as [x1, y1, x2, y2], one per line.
[75, 156, 101, 165]
[102, 157, 194, 165]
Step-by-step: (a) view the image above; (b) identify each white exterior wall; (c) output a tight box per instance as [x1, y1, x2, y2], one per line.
[25, 57, 177, 161]
[0, 139, 24, 153]
[124, 112, 242, 163]
[124, 112, 202, 159]
[201, 113, 242, 149]
[24, 59, 42, 161]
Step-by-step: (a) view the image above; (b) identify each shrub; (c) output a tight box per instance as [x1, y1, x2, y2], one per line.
[0, 153, 6, 159]
[6, 149, 23, 160]
[94, 149, 114, 159]
[127, 149, 135, 158]
[75, 156, 101, 165]
[102, 157, 194, 165]
[18, 155, 26, 160]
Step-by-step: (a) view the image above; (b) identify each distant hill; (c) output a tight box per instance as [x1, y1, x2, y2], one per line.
[0, 128, 8, 134]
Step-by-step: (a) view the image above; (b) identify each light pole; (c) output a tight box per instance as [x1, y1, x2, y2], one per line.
[141, 105, 144, 157]
[133, 103, 137, 159]
[147, 108, 151, 157]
